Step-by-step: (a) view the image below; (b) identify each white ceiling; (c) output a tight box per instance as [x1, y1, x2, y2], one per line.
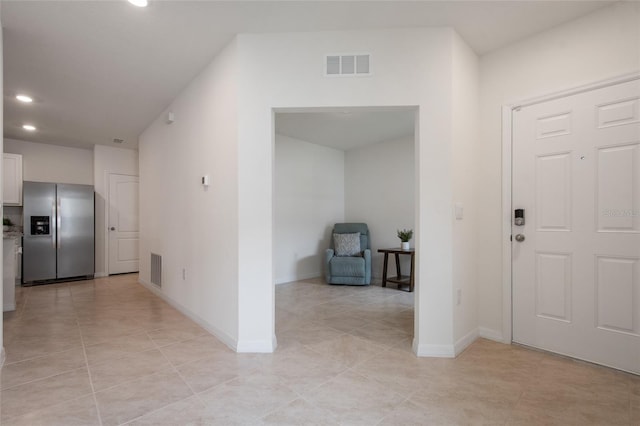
[1, 1, 613, 150]
[276, 108, 415, 151]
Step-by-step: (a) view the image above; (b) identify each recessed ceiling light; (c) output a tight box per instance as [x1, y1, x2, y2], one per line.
[16, 94, 33, 103]
[23, 124, 36, 131]
[127, 0, 148, 7]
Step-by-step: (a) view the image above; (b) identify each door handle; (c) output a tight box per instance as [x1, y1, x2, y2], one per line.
[110, 227, 116, 231]
[515, 234, 525, 242]
[56, 197, 61, 248]
[52, 200, 57, 248]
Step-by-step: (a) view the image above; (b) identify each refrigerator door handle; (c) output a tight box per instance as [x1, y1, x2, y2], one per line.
[52, 199, 57, 248]
[57, 196, 61, 248]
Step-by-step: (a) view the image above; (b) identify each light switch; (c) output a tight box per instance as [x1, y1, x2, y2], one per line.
[455, 203, 464, 220]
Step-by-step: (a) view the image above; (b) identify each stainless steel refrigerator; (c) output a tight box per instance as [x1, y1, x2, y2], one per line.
[22, 181, 95, 285]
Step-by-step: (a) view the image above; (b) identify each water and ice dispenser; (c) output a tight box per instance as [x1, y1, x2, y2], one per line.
[30, 216, 50, 235]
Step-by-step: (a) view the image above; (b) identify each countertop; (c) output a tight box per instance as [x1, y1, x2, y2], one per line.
[3, 232, 23, 240]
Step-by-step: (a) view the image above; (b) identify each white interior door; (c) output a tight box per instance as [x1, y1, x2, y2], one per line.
[512, 78, 640, 374]
[108, 174, 139, 275]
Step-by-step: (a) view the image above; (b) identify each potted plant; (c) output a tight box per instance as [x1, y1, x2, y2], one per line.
[3, 217, 13, 232]
[397, 228, 413, 250]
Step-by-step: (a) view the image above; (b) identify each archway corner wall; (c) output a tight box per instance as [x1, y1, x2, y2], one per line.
[234, 27, 480, 356]
[137, 27, 481, 356]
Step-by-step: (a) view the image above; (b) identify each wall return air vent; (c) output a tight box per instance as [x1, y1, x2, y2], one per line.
[151, 253, 162, 287]
[325, 54, 371, 76]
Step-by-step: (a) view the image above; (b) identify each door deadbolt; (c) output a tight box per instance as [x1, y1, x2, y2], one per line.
[515, 234, 525, 242]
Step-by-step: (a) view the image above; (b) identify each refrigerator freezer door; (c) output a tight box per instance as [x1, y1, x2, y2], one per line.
[22, 182, 57, 282]
[57, 184, 95, 279]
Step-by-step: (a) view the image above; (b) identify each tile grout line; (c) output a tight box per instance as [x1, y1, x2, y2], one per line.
[253, 393, 303, 423]
[145, 329, 209, 412]
[0, 364, 88, 392]
[121, 324, 260, 422]
[0, 392, 100, 423]
[117, 394, 198, 426]
[16, 276, 633, 425]
[81, 356, 175, 395]
[72, 283, 105, 426]
[1, 283, 98, 424]
[373, 394, 413, 426]
[298, 298, 418, 421]
[1, 342, 84, 368]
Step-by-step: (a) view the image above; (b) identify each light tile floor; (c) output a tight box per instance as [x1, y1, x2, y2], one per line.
[1, 274, 638, 425]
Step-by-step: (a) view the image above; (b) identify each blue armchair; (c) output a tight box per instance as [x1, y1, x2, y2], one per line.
[325, 223, 371, 285]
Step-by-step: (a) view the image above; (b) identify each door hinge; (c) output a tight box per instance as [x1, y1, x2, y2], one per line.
[510, 234, 513, 242]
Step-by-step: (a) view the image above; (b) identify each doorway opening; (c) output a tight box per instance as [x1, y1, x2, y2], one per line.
[272, 106, 418, 351]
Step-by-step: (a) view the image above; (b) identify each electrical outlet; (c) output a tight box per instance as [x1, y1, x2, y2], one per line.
[182, 268, 186, 281]
[457, 289, 462, 306]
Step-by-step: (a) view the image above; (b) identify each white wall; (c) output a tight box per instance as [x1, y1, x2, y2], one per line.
[139, 40, 239, 349]
[236, 28, 464, 355]
[1, 8, 5, 363]
[139, 27, 476, 355]
[344, 136, 414, 280]
[275, 132, 415, 286]
[451, 32, 479, 351]
[478, 2, 640, 340]
[274, 134, 345, 284]
[4, 138, 93, 185]
[94, 145, 138, 277]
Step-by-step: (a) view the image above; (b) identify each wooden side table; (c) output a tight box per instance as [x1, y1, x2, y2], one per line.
[378, 248, 415, 292]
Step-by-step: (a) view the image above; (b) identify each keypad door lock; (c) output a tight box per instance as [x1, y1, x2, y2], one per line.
[514, 209, 525, 226]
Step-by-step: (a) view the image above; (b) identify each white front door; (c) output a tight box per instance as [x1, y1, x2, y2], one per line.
[512, 78, 640, 374]
[108, 174, 139, 275]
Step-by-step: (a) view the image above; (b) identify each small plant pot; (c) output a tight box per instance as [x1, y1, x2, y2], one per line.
[401, 242, 410, 250]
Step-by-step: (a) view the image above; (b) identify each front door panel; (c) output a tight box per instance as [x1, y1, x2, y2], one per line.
[512, 78, 640, 374]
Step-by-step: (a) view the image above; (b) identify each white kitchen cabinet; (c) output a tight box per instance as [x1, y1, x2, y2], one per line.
[3, 153, 23, 206]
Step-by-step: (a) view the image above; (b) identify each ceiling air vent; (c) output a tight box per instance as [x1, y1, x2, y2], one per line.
[325, 54, 371, 77]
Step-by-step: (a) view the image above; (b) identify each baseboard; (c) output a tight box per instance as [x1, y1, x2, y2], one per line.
[412, 338, 455, 358]
[369, 277, 383, 285]
[137, 277, 238, 352]
[412, 328, 481, 358]
[3, 303, 15, 312]
[478, 326, 505, 343]
[236, 336, 277, 353]
[94, 272, 107, 278]
[0, 347, 5, 367]
[454, 328, 479, 356]
[275, 272, 321, 285]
